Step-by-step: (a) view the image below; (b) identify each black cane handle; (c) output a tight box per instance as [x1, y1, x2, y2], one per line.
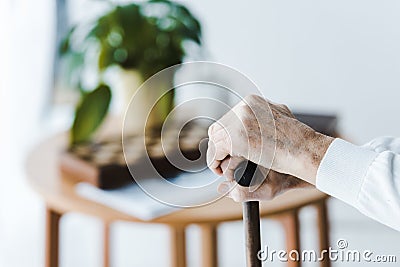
[235, 160, 259, 187]
[234, 161, 262, 267]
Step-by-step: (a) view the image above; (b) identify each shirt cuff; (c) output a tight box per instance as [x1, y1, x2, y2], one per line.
[316, 138, 379, 206]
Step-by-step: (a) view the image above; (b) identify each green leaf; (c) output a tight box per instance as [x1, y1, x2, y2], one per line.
[61, 1, 202, 83]
[59, 25, 76, 55]
[71, 84, 112, 145]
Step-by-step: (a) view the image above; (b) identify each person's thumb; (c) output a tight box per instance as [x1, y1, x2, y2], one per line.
[217, 181, 232, 195]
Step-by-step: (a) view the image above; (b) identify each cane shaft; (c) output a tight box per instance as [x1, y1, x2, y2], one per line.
[243, 201, 262, 267]
[234, 161, 263, 267]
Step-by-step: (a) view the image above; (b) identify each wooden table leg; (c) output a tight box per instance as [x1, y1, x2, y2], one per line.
[103, 222, 111, 267]
[279, 210, 301, 267]
[45, 207, 61, 267]
[316, 199, 331, 267]
[170, 225, 187, 267]
[199, 224, 218, 267]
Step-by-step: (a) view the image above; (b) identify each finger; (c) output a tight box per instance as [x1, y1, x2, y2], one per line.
[218, 180, 273, 202]
[208, 146, 229, 175]
[206, 139, 216, 167]
[208, 126, 231, 144]
[206, 140, 223, 175]
[228, 185, 249, 202]
[207, 120, 224, 137]
[219, 156, 231, 173]
[220, 157, 234, 181]
[211, 139, 230, 162]
[214, 106, 245, 134]
[220, 156, 244, 181]
[217, 181, 232, 195]
[213, 163, 223, 175]
[230, 185, 272, 202]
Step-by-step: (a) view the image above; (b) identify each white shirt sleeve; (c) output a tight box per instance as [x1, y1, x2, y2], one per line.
[316, 137, 400, 231]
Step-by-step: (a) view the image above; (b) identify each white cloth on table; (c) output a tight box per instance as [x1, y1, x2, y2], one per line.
[76, 169, 222, 221]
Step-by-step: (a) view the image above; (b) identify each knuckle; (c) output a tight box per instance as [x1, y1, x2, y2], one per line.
[244, 94, 255, 101]
[208, 123, 217, 137]
[245, 94, 265, 104]
[206, 145, 214, 162]
[278, 103, 288, 109]
[244, 94, 259, 102]
[236, 104, 253, 121]
[233, 187, 247, 201]
[241, 104, 253, 115]
[225, 172, 234, 181]
[280, 104, 290, 112]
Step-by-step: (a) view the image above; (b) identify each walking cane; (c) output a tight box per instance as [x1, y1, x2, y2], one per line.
[234, 161, 263, 267]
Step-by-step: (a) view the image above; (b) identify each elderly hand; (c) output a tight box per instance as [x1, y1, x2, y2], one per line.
[207, 95, 333, 187]
[216, 156, 311, 202]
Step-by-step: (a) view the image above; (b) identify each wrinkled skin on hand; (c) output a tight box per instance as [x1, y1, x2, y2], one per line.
[207, 95, 333, 202]
[216, 156, 311, 202]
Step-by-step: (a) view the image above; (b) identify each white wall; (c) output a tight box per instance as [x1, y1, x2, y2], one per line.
[185, 0, 400, 144]
[12, 0, 400, 144]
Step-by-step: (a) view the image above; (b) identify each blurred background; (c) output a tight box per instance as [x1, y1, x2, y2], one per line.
[1, 0, 400, 266]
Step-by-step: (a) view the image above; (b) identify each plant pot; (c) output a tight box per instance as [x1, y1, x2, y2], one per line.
[108, 68, 174, 135]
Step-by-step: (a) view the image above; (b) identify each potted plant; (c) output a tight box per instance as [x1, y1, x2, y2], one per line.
[60, 0, 202, 144]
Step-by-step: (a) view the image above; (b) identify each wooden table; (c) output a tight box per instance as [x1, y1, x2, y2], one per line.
[26, 133, 332, 267]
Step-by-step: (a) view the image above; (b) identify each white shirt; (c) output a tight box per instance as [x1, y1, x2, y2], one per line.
[316, 137, 400, 231]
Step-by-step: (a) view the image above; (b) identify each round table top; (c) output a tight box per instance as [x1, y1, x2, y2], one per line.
[26, 133, 328, 225]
